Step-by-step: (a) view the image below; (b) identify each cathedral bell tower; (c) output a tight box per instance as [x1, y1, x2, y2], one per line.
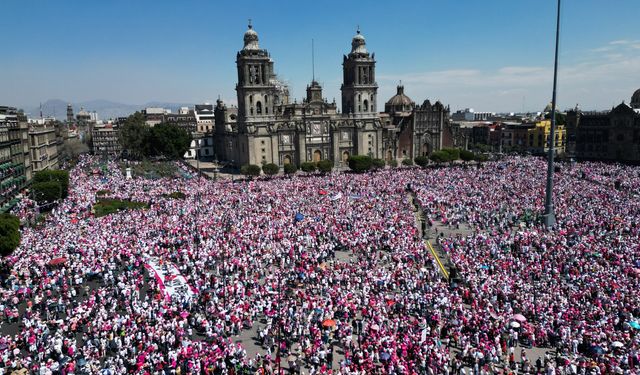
[236, 22, 277, 123]
[341, 28, 378, 115]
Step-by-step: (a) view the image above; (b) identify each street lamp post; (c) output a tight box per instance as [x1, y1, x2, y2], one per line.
[194, 142, 201, 253]
[544, 0, 561, 228]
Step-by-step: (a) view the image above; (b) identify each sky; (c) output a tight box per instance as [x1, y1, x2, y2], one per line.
[2, 0, 639, 113]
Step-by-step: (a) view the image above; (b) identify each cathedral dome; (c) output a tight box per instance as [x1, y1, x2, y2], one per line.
[350, 28, 368, 54]
[385, 85, 414, 113]
[243, 24, 260, 50]
[631, 88, 640, 109]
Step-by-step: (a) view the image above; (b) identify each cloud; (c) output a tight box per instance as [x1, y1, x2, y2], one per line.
[377, 39, 640, 112]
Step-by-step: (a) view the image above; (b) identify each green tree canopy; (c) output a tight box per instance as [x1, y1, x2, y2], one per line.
[371, 158, 386, 170]
[119, 112, 150, 160]
[300, 162, 317, 173]
[147, 123, 192, 160]
[240, 164, 261, 178]
[31, 181, 63, 204]
[414, 155, 429, 167]
[460, 149, 475, 162]
[0, 214, 20, 256]
[283, 163, 298, 175]
[429, 151, 450, 163]
[262, 163, 279, 176]
[317, 159, 334, 174]
[33, 170, 70, 198]
[388, 159, 398, 168]
[441, 148, 460, 161]
[402, 158, 414, 166]
[474, 153, 489, 162]
[348, 155, 373, 173]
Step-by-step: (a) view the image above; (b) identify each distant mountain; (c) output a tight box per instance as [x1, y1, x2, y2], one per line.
[26, 99, 194, 121]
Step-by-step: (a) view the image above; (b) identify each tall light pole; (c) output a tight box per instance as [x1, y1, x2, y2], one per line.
[544, 0, 561, 228]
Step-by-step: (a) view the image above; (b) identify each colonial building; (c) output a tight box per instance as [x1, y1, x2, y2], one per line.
[566, 89, 640, 162]
[214, 24, 458, 168]
[0, 106, 31, 213]
[28, 122, 59, 172]
[91, 123, 122, 157]
[214, 25, 391, 167]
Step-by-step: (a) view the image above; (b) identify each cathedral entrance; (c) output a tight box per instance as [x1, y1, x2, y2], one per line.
[283, 155, 291, 165]
[422, 143, 431, 156]
[387, 149, 393, 161]
[342, 151, 350, 162]
[313, 150, 322, 162]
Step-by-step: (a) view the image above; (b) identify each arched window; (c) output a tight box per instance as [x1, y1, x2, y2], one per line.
[358, 94, 361, 102]
[256, 101, 262, 115]
[264, 95, 268, 104]
[363, 100, 369, 112]
[250, 108, 254, 115]
[249, 95, 253, 104]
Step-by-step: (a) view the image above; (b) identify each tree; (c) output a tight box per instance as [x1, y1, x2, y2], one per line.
[147, 123, 192, 160]
[460, 149, 475, 162]
[262, 163, 279, 176]
[347, 155, 373, 173]
[429, 151, 450, 164]
[300, 162, 317, 173]
[441, 148, 460, 161]
[372, 158, 386, 170]
[388, 159, 398, 168]
[402, 158, 414, 166]
[0, 214, 20, 256]
[59, 138, 90, 162]
[414, 155, 429, 168]
[317, 159, 334, 174]
[32, 181, 63, 204]
[240, 164, 261, 178]
[283, 163, 298, 175]
[33, 170, 70, 198]
[474, 153, 489, 163]
[119, 112, 150, 160]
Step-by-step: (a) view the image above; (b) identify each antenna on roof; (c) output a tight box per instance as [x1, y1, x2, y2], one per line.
[312, 38, 315, 82]
[248, 18, 252, 28]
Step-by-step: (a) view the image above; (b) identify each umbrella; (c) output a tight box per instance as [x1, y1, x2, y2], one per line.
[294, 213, 304, 222]
[180, 311, 189, 319]
[322, 319, 336, 328]
[49, 257, 67, 266]
[611, 341, 624, 348]
[380, 352, 391, 361]
[370, 324, 380, 331]
[287, 354, 297, 362]
[510, 321, 521, 328]
[512, 314, 527, 323]
[318, 189, 328, 195]
[629, 321, 640, 330]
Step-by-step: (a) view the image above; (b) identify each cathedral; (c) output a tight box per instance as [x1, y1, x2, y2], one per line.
[214, 23, 454, 167]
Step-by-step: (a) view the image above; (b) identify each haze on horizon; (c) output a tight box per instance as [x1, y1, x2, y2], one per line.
[2, 0, 639, 114]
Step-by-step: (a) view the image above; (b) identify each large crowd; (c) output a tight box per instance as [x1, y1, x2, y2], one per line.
[0, 155, 636, 374]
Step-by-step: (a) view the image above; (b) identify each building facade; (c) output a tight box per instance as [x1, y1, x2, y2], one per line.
[215, 24, 456, 168]
[92, 124, 122, 156]
[566, 90, 640, 162]
[0, 106, 31, 213]
[28, 122, 59, 172]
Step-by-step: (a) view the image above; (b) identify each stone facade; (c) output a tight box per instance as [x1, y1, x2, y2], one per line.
[566, 90, 640, 162]
[215, 24, 454, 167]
